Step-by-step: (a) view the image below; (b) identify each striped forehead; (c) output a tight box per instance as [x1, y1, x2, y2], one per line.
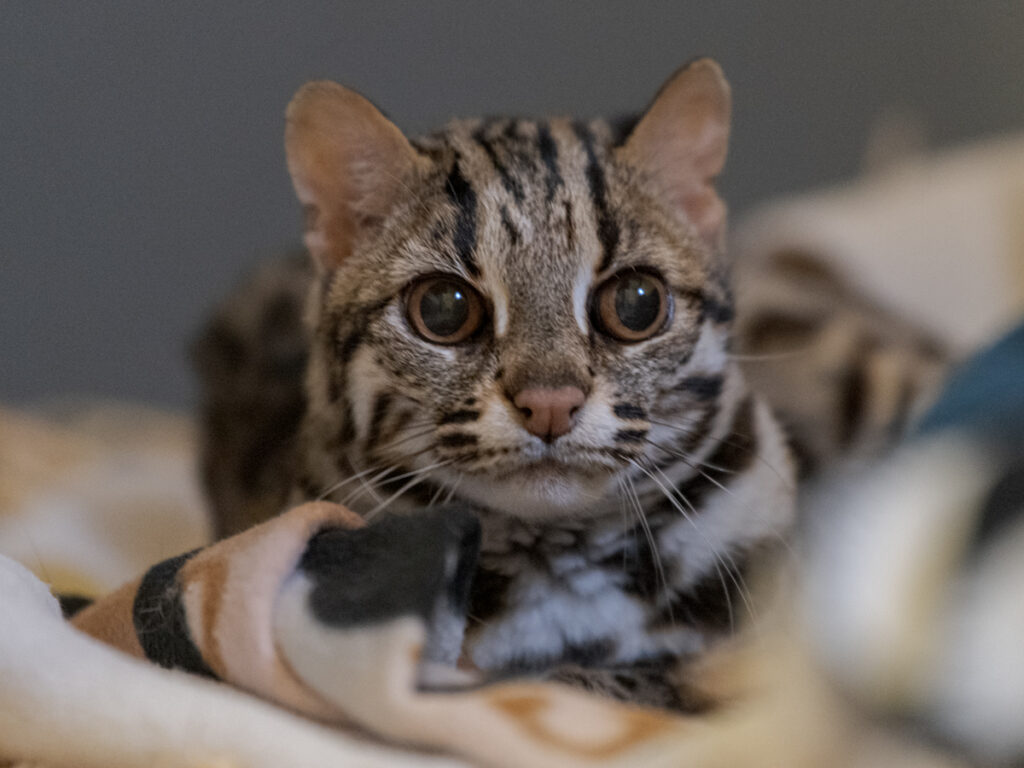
[434, 118, 618, 337]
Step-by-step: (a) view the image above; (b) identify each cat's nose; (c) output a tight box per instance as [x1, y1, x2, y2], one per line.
[513, 386, 586, 441]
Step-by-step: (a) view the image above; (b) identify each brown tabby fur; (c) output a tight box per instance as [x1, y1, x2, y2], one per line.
[193, 59, 947, 708]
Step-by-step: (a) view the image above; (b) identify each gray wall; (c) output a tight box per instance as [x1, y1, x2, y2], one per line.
[3, 1, 1022, 407]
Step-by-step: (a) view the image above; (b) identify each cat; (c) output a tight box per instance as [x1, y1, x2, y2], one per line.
[193, 58, 947, 709]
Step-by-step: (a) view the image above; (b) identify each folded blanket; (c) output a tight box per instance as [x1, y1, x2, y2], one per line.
[64, 500, 693, 768]
[1, 414, 967, 768]
[0, 550, 458, 768]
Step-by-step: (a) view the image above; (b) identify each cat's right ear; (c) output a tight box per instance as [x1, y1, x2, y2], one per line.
[285, 81, 425, 269]
[618, 58, 732, 249]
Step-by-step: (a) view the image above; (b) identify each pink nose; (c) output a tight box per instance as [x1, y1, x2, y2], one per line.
[513, 386, 586, 441]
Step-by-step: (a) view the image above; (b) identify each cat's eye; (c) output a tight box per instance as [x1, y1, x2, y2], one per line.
[593, 271, 670, 342]
[406, 276, 485, 344]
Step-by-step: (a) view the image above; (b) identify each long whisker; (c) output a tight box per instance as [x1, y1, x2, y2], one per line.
[426, 481, 449, 508]
[442, 472, 462, 505]
[615, 479, 634, 574]
[674, 457, 796, 561]
[640, 427, 796, 559]
[376, 424, 438, 454]
[647, 417, 702, 436]
[641, 436, 738, 476]
[621, 473, 674, 627]
[316, 461, 388, 501]
[651, 461, 758, 629]
[343, 465, 399, 506]
[624, 456, 749, 632]
[343, 439, 444, 505]
[364, 459, 455, 521]
[658, 459, 770, 635]
[648, 415, 794, 490]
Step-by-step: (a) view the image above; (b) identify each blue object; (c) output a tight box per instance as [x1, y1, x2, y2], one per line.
[915, 318, 1024, 451]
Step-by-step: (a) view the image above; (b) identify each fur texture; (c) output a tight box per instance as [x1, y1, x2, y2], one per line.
[192, 60, 939, 708]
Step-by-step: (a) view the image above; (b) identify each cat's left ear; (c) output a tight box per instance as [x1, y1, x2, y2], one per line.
[285, 80, 426, 269]
[618, 58, 731, 248]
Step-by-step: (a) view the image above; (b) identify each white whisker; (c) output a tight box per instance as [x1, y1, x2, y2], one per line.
[316, 461, 387, 501]
[343, 465, 398, 506]
[620, 473, 675, 628]
[624, 456, 750, 632]
[364, 459, 455, 521]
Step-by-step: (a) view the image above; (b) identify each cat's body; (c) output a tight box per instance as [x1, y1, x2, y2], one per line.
[193, 60, 947, 709]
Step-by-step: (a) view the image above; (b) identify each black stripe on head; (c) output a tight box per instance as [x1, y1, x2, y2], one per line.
[676, 397, 758, 508]
[473, 122, 524, 202]
[536, 122, 564, 203]
[445, 155, 480, 276]
[563, 199, 576, 251]
[132, 549, 216, 679]
[500, 205, 521, 247]
[573, 121, 620, 272]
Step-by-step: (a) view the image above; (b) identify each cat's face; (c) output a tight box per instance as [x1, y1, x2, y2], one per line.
[289, 61, 735, 519]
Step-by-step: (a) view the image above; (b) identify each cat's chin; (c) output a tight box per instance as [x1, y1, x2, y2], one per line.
[451, 463, 616, 520]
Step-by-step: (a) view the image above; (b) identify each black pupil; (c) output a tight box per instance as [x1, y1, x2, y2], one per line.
[420, 281, 470, 338]
[614, 275, 661, 332]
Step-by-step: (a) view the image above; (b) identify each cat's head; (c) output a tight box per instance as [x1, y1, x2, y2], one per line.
[287, 59, 737, 520]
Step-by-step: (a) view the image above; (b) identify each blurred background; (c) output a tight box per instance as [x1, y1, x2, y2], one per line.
[2, 0, 1023, 407]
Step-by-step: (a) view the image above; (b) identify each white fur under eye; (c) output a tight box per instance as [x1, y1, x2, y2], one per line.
[492, 282, 510, 339]
[573, 263, 592, 335]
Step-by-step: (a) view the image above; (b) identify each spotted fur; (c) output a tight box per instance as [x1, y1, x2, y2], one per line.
[195, 61, 803, 709]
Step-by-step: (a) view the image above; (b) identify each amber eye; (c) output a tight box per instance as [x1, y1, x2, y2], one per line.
[406, 276, 485, 344]
[593, 271, 670, 342]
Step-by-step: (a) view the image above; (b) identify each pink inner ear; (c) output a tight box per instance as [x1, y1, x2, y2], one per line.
[651, 111, 729, 244]
[619, 59, 731, 248]
[285, 80, 424, 270]
[680, 187, 727, 244]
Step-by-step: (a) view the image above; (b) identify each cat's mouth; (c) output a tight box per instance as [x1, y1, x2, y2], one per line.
[438, 447, 625, 520]
[493, 456, 609, 482]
